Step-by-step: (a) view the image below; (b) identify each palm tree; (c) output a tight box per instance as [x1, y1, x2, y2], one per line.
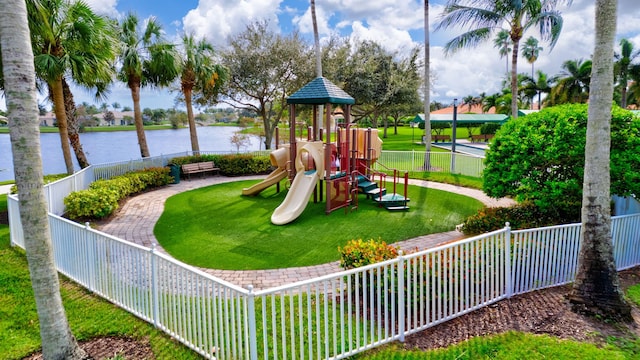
[178, 34, 226, 152]
[626, 63, 640, 107]
[548, 58, 591, 105]
[522, 36, 543, 79]
[424, 0, 432, 168]
[568, 0, 632, 321]
[437, 0, 571, 119]
[494, 29, 511, 77]
[27, 0, 116, 173]
[521, 70, 556, 108]
[462, 95, 474, 112]
[0, 1, 87, 357]
[614, 38, 640, 109]
[118, 13, 179, 158]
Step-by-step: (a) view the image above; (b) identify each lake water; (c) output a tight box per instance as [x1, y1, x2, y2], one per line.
[0, 126, 263, 182]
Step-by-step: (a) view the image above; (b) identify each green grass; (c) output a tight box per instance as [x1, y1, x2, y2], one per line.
[154, 180, 483, 270]
[352, 331, 634, 359]
[0, 224, 201, 359]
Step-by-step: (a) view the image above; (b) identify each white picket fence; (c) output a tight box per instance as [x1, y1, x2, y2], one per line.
[8, 152, 640, 360]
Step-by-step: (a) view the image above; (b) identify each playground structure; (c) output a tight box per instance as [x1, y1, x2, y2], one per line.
[241, 147, 289, 196]
[244, 77, 410, 225]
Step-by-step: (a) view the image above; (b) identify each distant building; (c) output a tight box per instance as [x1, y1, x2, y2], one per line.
[39, 110, 136, 127]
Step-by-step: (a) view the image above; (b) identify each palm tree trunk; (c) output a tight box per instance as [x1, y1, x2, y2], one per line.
[50, 77, 75, 174]
[423, 0, 432, 170]
[510, 39, 520, 119]
[620, 82, 628, 109]
[184, 87, 200, 152]
[568, 0, 632, 321]
[0, 1, 87, 358]
[130, 81, 151, 157]
[62, 78, 90, 168]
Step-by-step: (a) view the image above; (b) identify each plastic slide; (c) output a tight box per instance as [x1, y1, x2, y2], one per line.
[271, 141, 324, 225]
[242, 147, 289, 196]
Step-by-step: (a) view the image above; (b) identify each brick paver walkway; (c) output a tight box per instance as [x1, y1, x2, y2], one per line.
[97, 175, 515, 290]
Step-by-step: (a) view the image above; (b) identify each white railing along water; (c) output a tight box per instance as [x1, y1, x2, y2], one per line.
[7, 150, 640, 360]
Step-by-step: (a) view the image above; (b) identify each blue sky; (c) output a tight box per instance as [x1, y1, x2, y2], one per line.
[2, 0, 640, 112]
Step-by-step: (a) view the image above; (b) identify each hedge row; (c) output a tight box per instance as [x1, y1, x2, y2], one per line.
[460, 201, 581, 235]
[64, 167, 172, 220]
[169, 154, 272, 177]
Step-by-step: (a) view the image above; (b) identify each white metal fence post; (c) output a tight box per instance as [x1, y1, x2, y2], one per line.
[150, 243, 159, 327]
[85, 222, 96, 293]
[505, 222, 512, 298]
[398, 250, 405, 342]
[247, 285, 258, 360]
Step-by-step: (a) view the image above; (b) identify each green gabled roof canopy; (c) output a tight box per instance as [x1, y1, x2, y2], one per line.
[287, 77, 355, 105]
[411, 113, 509, 124]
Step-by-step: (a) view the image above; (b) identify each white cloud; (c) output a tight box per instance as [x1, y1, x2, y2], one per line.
[182, 0, 283, 47]
[83, 0, 119, 17]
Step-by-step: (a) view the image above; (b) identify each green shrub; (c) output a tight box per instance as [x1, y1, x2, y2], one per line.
[168, 154, 271, 177]
[339, 238, 399, 270]
[460, 201, 581, 235]
[480, 122, 500, 135]
[64, 167, 171, 221]
[64, 187, 120, 219]
[215, 154, 271, 176]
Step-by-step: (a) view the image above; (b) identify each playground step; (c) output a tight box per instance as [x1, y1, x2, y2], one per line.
[366, 187, 386, 197]
[385, 205, 410, 211]
[372, 193, 410, 203]
[358, 181, 378, 192]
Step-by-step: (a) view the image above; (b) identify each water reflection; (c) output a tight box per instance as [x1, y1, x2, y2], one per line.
[0, 126, 262, 181]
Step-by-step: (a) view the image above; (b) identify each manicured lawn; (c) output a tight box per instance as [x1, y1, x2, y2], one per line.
[0, 224, 201, 359]
[154, 180, 483, 270]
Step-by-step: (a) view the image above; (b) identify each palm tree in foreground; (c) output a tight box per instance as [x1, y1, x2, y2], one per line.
[568, 0, 632, 321]
[118, 13, 179, 158]
[436, 0, 571, 119]
[28, 0, 116, 173]
[0, 0, 87, 357]
[178, 34, 226, 152]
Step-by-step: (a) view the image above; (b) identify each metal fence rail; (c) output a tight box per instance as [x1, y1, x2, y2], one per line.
[6, 150, 640, 360]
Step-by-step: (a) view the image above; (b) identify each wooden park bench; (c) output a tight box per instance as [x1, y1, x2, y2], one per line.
[470, 134, 495, 142]
[181, 161, 220, 180]
[432, 134, 451, 142]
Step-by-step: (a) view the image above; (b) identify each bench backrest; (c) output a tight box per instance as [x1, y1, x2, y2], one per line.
[182, 163, 200, 171]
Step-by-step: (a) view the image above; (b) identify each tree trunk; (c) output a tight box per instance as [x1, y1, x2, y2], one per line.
[130, 81, 151, 157]
[0, 2, 88, 358]
[62, 78, 90, 168]
[184, 86, 200, 152]
[568, 0, 632, 321]
[50, 77, 75, 174]
[620, 81, 628, 109]
[423, 0, 432, 169]
[510, 38, 520, 119]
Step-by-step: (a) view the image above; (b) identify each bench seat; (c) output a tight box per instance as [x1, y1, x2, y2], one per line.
[181, 161, 220, 180]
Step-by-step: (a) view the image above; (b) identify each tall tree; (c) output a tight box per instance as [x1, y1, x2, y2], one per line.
[548, 58, 591, 105]
[178, 34, 226, 152]
[118, 13, 179, 158]
[221, 21, 313, 150]
[522, 36, 543, 78]
[0, 0, 87, 357]
[423, 0, 432, 168]
[437, 0, 571, 119]
[494, 29, 512, 77]
[614, 38, 640, 109]
[568, 0, 632, 321]
[521, 70, 556, 108]
[27, 0, 116, 173]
